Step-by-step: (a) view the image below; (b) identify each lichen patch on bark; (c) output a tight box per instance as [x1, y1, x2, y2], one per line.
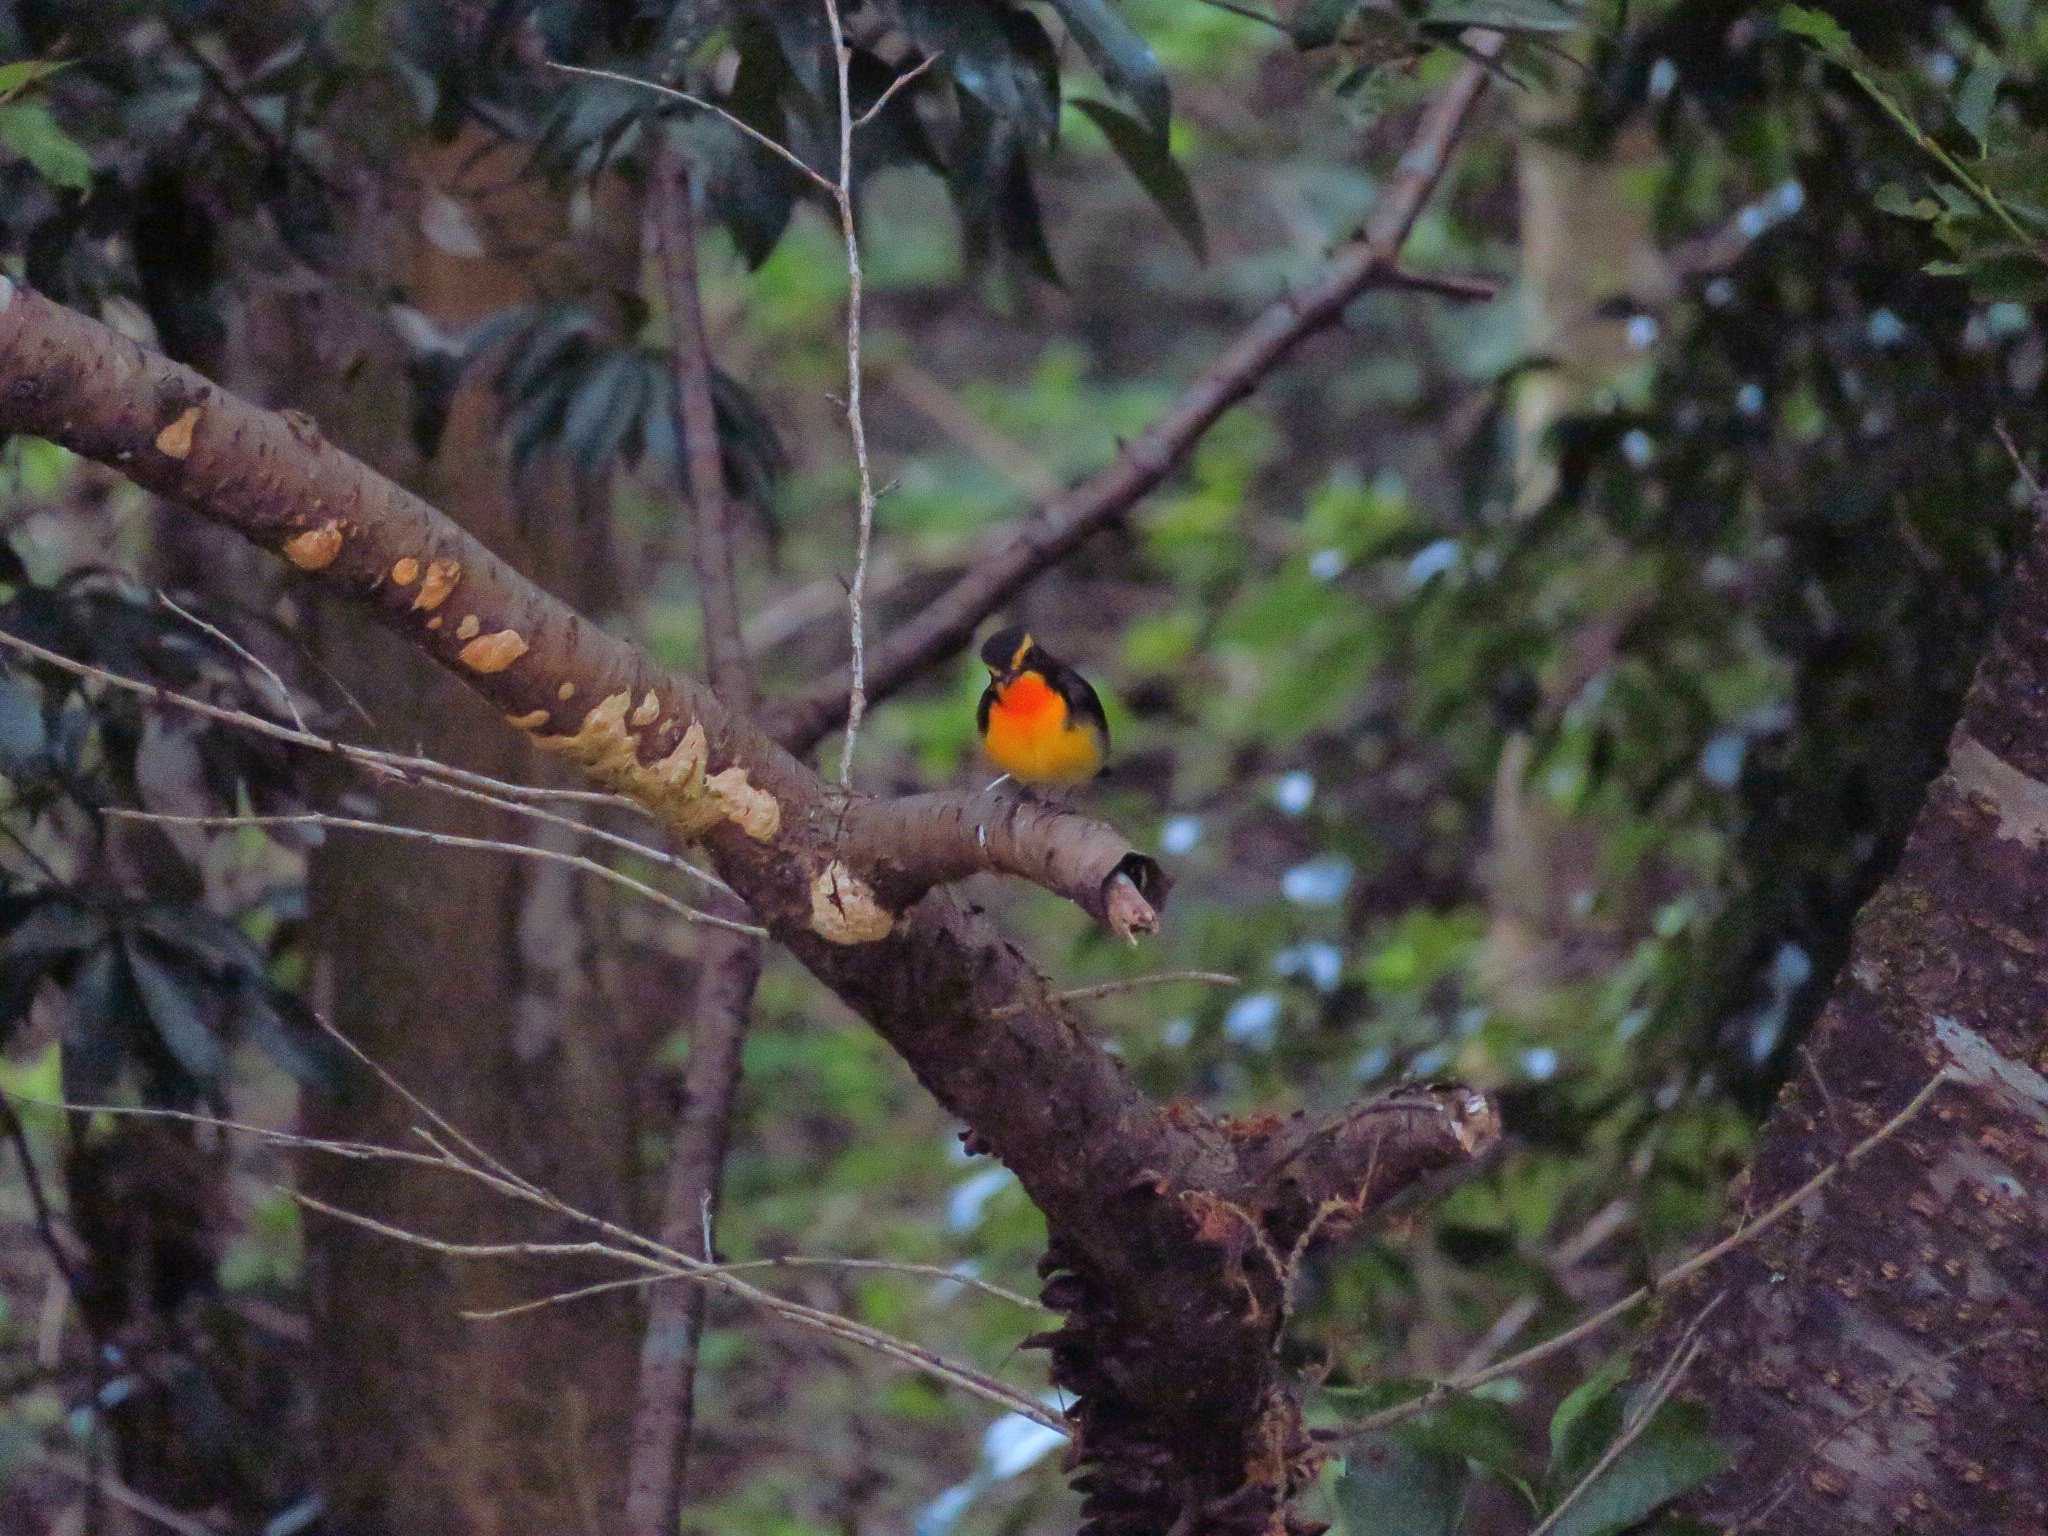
[283, 521, 345, 571]
[810, 861, 895, 944]
[524, 695, 780, 844]
[154, 405, 203, 460]
[153, 405, 202, 460]
[412, 559, 460, 611]
[458, 630, 529, 674]
[1948, 736, 2048, 848]
[705, 767, 780, 841]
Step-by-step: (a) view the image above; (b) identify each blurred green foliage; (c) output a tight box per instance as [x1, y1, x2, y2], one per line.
[0, 0, 2044, 1531]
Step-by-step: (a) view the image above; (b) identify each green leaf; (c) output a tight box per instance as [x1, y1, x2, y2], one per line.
[0, 899, 104, 1038]
[1422, 0, 1580, 33]
[1871, 182, 1940, 221]
[1335, 1441, 1469, 1536]
[0, 58, 69, 105]
[1548, 1353, 1630, 1485]
[1292, 0, 1358, 48]
[62, 941, 133, 1103]
[0, 100, 91, 189]
[1071, 98, 1206, 260]
[235, 984, 356, 1098]
[1954, 245, 2048, 304]
[1046, 0, 1170, 137]
[1398, 1393, 1528, 1488]
[1777, 5, 1857, 63]
[1954, 47, 2006, 151]
[124, 937, 226, 1087]
[1544, 1403, 1729, 1536]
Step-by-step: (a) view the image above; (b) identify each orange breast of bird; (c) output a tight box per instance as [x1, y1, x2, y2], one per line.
[983, 671, 1102, 785]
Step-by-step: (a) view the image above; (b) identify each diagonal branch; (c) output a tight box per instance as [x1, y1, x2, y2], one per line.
[764, 39, 1504, 754]
[0, 93, 1498, 1513]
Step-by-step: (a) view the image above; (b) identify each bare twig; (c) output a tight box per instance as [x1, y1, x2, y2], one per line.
[768, 36, 1507, 755]
[1527, 1297, 1721, 1536]
[1729, 1335, 1986, 1533]
[989, 970, 1239, 1019]
[1190, 0, 1290, 34]
[0, 1094, 83, 1299]
[33, 1451, 220, 1536]
[825, 0, 880, 786]
[469, 1254, 1046, 1321]
[1994, 419, 2044, 504]
[20, 1086, 1064, 1433]
[105, 808, 765, 937]
[854, 53, 938, 130]
[157, 590, 309, 735]
[0, 627, 631, 810]
[0, 627, 744, 900]
[885, 360, 1065, 501]
[545, 61, 835, 196]
[1325, 1069, 1952, 1440]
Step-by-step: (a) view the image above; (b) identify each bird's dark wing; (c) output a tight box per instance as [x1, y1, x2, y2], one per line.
[976, 681, 997, 738]
[1054, 664, 1110, 755]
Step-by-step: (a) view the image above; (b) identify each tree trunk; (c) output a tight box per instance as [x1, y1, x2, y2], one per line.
[1660, 491, 2048, 1532]
[263, 131, 647, 1534]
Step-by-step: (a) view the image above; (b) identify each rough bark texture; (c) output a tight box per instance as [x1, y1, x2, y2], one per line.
[1654, 498, 2048, 1533]
[264, 134, 644, 1533]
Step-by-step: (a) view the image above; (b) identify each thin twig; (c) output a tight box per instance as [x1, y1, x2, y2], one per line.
[989, 970, 1240, 1019]
[0, 1094, 84, 1298]
[105, 809, 765, 937]
[157, 590, 309, 735]
[1190, 0, 1291, 33]
[767, 36, 1507, 755]
[297, 1174, 1061, 1429]
[825, 0, 879, 787]
[0, 627, 634, 810]
[1527, 1297, 1721, 1536]
[1730, 1335, 1986, 1533]
[1325, 1069, 1952, 1440]
[854, 53, 938, 130]
[33, 1452, 220, 1536]
[468, 1254, 1047, 1321]
[1994, 419, 2044, 504]
[545, 61, 836, 195]
[21, 1086, 1065, 1432]
[0, 628, 742, 900]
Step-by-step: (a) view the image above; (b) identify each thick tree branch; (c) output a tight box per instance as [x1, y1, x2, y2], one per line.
[764, 41, 1502, 755]
[0, 275, 1139, 928]
[0, 257, 1495, 1528]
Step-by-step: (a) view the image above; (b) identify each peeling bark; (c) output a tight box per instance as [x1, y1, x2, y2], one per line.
[1655, 499, 2048, 1533]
